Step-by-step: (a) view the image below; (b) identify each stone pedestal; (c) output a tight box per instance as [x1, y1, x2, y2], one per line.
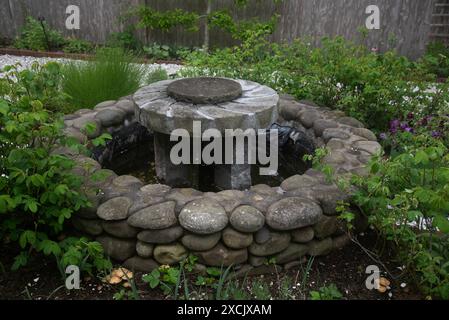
[214, 164, 251, 191]
[134, 77, 279, 191]
[154, 132, 199, 188]
[214, 139, 252, 190]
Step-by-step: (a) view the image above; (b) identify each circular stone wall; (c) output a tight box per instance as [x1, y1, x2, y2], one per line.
[59, 82, 382, 274]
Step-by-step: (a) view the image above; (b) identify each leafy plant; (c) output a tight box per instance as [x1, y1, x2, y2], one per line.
[421, 41, 449, 79]
[351, 133, 449, 299]
[133, 6, 200, 33]
[61, 47, 146, 108]
[250, 279, 272, 300]
[128, 1, 281, 49]
[142, 264, 182, 297]
[57, 237, 112, 276]
[0, 96, 91, 270]
[309, 284, 343, 300]
[0, 61, 71, 113]
[113, 288, 139, 300]
[0, 61, 113, 276]
[14, 16, 66, 51]
[63, 38, 95, 54]
[107, 25, 142, 52]
[182, 35, 445, 134]
[143, 43, 171, 60]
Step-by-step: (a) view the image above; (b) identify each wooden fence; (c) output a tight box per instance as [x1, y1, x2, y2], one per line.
[0, 0, 437, 59]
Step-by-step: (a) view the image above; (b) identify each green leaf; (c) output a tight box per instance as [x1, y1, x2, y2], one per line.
[12, 252, 29, 271]
[19, 230, 36, 249]
[407, 210, 423, 221]
[26, 200, 38, 213]
[0, 100, 10, 115]
[0, 195, 16, 213]
[433, 215, 449, 233]
[54, 184, 69, 195]
[38, 239, 62, 256]
[414, 150, 429, 165]
[143, 270, 161, 289]
[30, 174, 45, 187]
[82, 122, 97, 135]
[30, 100, 43, 110]
[206, 267, 221, 277]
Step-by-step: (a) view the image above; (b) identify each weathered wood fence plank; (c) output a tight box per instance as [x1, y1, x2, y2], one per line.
[0, 0, 436, 59]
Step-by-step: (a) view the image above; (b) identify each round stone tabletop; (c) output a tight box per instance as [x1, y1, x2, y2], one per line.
[133, 78, 279, 135]
[167, 77, 243, 104]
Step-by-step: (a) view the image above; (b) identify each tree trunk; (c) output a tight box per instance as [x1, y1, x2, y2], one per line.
[203, 0, 212, 50]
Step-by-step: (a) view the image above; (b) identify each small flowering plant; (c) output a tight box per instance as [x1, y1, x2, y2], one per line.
[380, 112, 449, 155]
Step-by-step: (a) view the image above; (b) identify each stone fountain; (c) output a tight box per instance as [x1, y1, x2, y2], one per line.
[133, 77, 279, 190]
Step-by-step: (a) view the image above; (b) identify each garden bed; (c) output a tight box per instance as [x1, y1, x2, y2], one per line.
[0, 230, 422, 300]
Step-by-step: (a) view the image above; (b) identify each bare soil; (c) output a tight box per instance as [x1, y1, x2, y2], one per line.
[0, 230, 423, 300]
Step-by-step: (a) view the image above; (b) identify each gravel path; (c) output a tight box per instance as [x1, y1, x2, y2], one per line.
[0, 54, 183, 78]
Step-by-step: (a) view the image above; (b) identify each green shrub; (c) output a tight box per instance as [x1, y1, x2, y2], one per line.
[143, 43, 171, 60]
[0, 95, 90, 269]
[421, 41, 449, 79]
[0, 59, 113, 275]
[0, 63, 113, 278]
[61, 48, 145, 108]
[63, 38, 95, 54]
[14, 16, 66, 51]
[143, 43, 195, 61]
[0, 61, 71, 113]
[57, 237, 112, 277]
[107, 25, 142, 52]
[351, 134, 449, 299]
[182, 35, 445, 133]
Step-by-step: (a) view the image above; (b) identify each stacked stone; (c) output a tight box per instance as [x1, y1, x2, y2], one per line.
[278, 94, 381, 177]
[62, 95, 379, 274]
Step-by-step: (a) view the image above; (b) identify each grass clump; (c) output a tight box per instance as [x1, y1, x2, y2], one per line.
[146, 67, 169, 84]
[61, 48, 145, 108]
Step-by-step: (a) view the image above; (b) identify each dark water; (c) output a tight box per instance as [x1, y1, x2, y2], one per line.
[104, 136, 310, 191]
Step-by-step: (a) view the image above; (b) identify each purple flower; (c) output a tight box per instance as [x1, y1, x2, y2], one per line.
[390, 119, 401, 128]
[389, 119, 401, 134]
[432, 131, 441, 138]
[404, 127, 414, 133]
[379, 133, 388, 140]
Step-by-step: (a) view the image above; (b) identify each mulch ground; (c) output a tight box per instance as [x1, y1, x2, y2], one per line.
[0, 230, 423, 300]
